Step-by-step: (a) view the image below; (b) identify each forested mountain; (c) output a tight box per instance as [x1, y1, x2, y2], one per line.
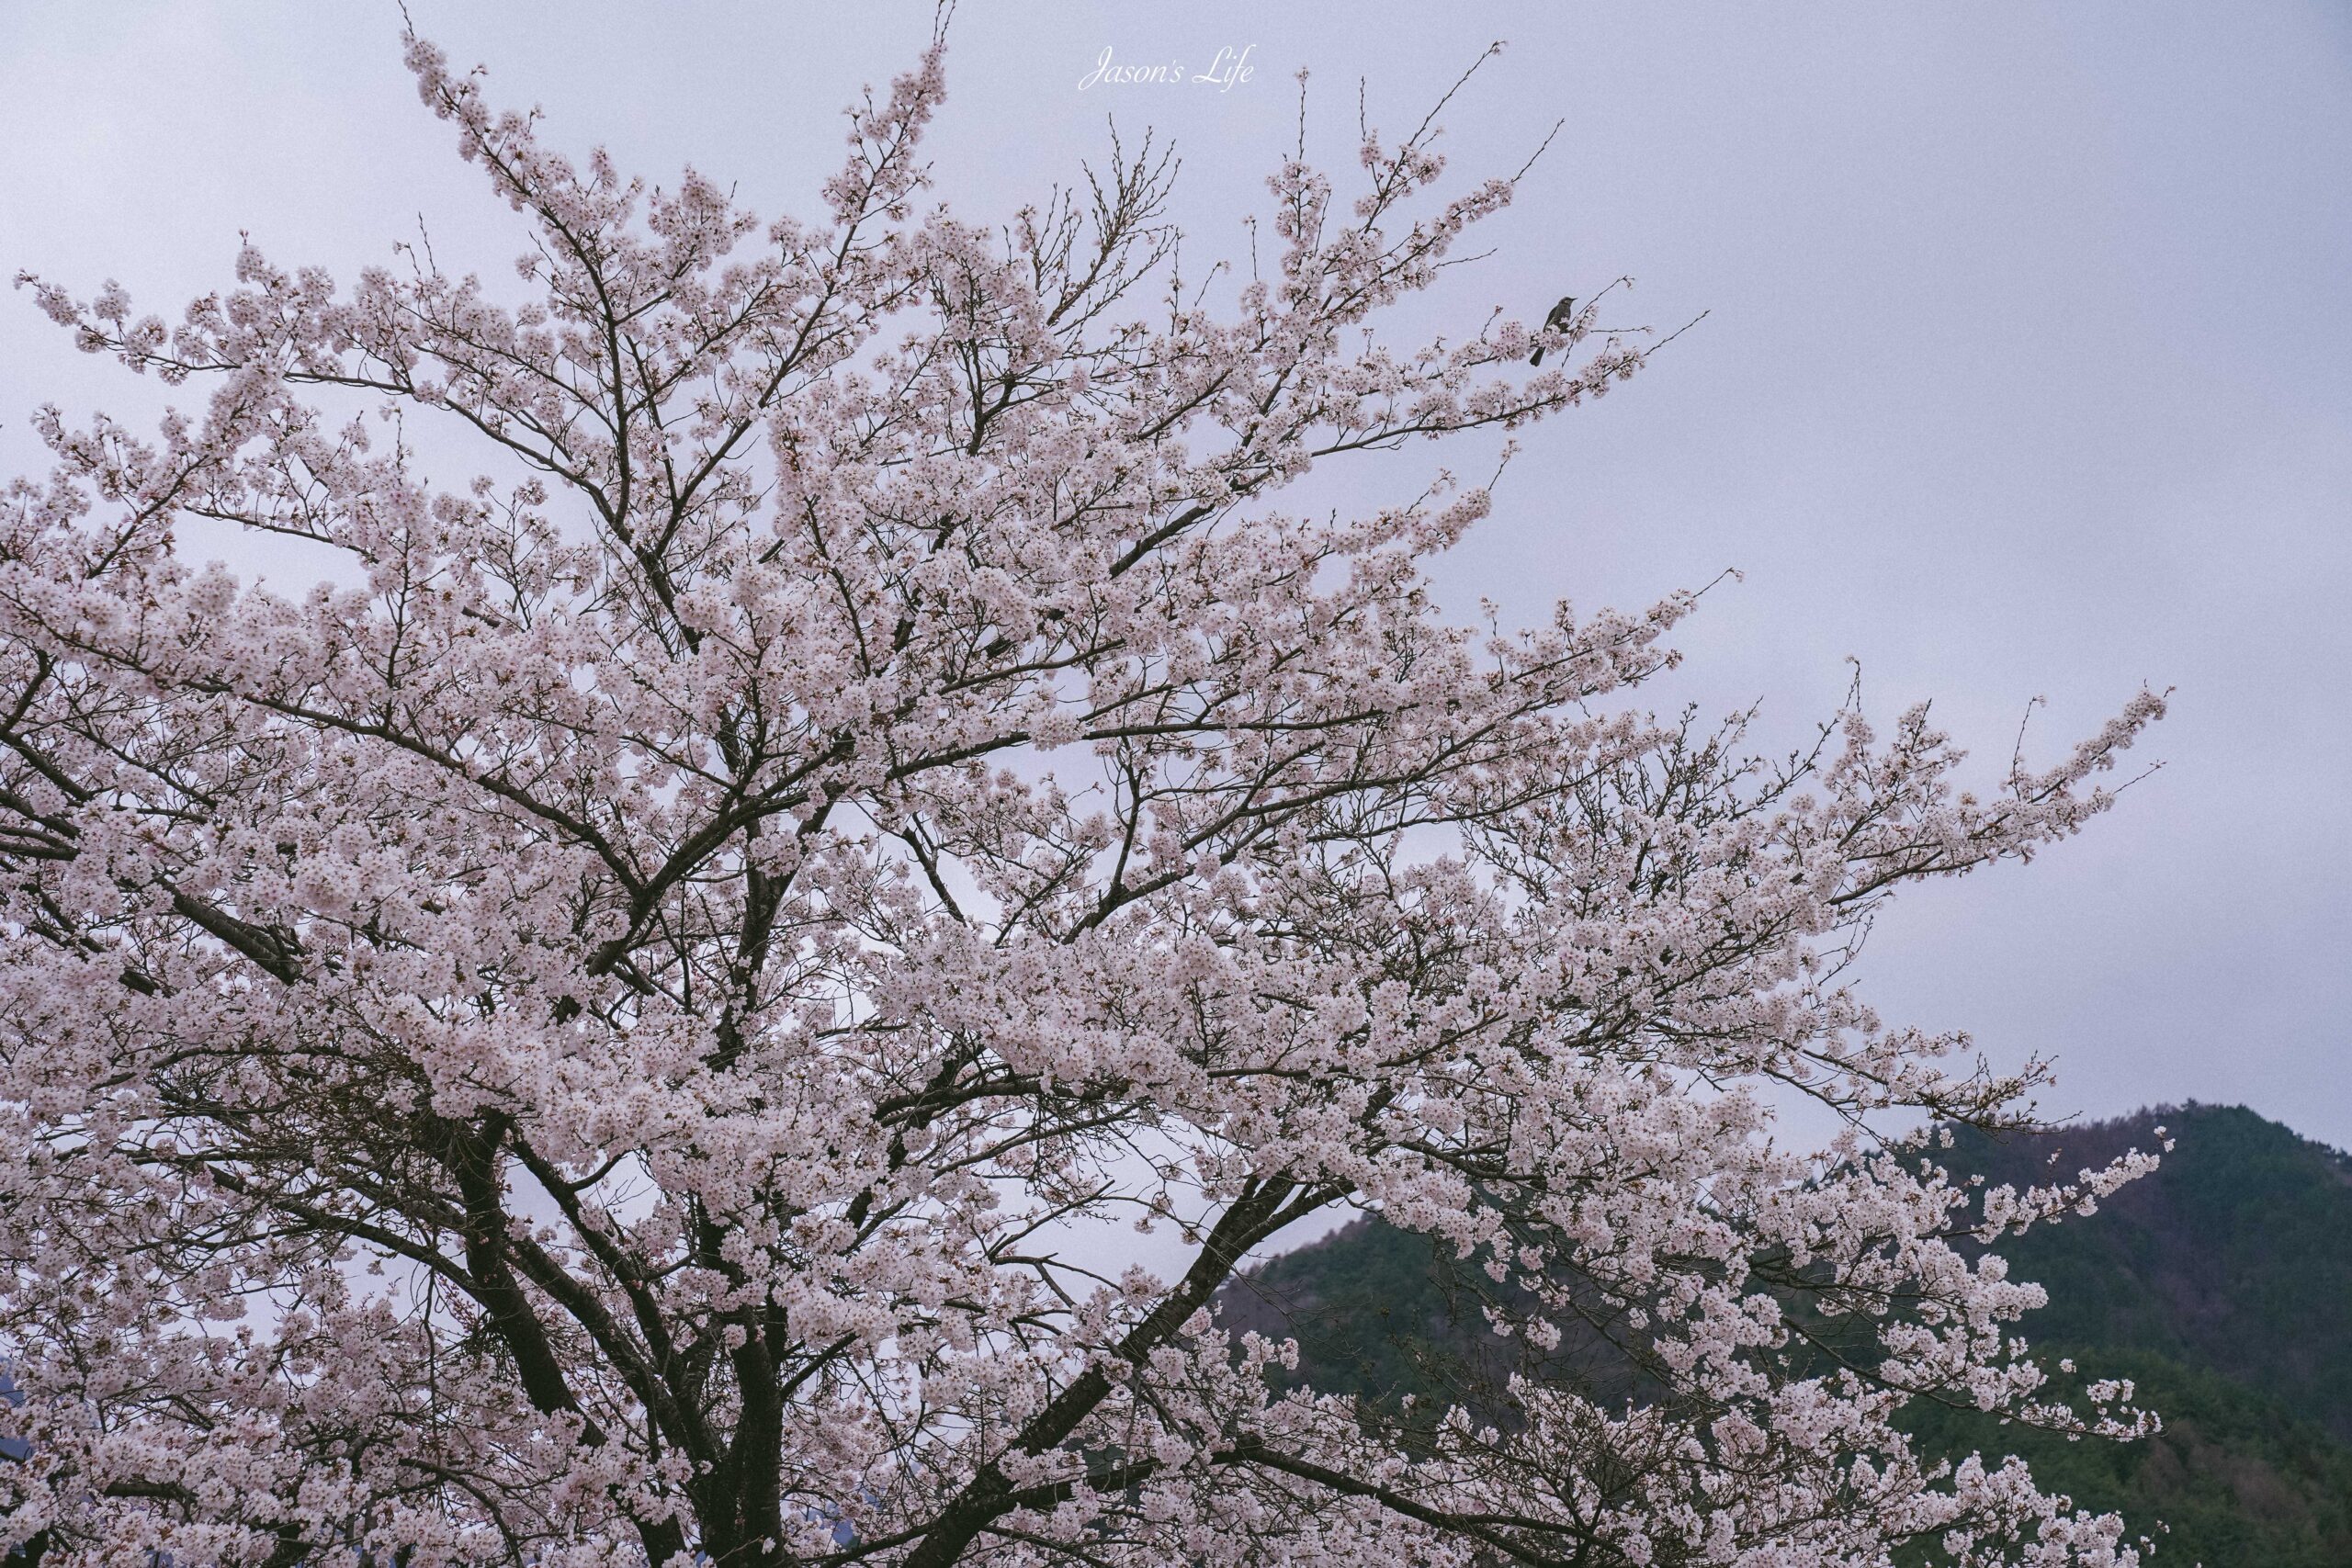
[1216, 1105, 2352, 1566]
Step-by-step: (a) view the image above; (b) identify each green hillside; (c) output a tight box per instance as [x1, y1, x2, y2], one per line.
[1216, 1105, 2352, 1566]
[1946, 1106, 2352, 1441]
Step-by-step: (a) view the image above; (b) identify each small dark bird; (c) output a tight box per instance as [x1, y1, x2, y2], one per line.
[1528, 295, 1576, 366]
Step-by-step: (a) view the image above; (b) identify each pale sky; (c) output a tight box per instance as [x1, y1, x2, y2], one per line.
[3, 3, 2346, 1158]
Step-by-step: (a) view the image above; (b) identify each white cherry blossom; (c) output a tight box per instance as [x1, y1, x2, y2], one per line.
[0, 24, 2168, 1568]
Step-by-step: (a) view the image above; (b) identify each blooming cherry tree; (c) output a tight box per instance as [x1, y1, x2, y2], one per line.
[0, 25, 2169, 1568]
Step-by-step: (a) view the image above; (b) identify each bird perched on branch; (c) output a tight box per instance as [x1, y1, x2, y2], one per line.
[1529, 295, 1576, 366]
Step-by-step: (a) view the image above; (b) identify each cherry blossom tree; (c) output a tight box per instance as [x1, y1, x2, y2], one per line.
[0, 22, 2173, 1568]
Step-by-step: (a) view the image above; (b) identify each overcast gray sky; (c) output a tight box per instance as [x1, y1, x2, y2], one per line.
[4, 3, 2346, 1154]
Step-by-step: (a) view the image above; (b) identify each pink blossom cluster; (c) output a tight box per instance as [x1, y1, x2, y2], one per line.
[0, 24, 2168, 1567]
